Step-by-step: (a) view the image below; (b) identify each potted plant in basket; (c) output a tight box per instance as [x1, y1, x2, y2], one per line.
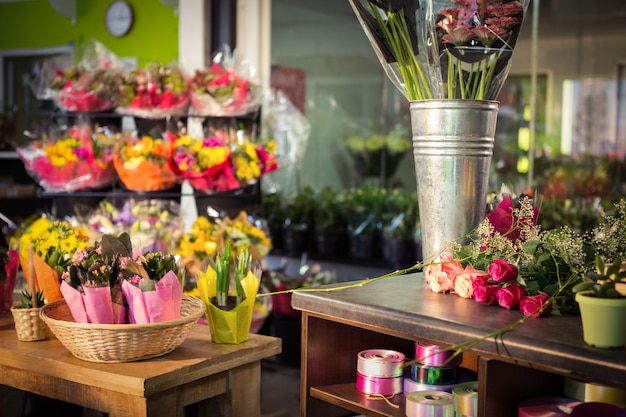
[10, 289, 50, 342]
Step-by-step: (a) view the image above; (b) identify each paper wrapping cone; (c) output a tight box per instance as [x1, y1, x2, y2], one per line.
[20, 253, 62, 303]
[197, 269, 260, 344]
[113, 157, 177, 191]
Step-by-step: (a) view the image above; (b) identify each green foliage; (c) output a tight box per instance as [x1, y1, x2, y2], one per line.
[573, 257, 626, 299]
[16, 290, 45, 309]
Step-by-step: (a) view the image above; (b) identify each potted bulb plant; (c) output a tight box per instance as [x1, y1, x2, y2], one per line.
[10, 290, 50, 342]
[573, 257, 626, 348]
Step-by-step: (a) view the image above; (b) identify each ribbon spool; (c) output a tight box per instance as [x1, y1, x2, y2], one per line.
[356, 372, 403, 396]
[411, 363, 459, 385]
[406, 390, 455, 417]
[570, 402, 626, 417]
[453, 381, 479, 417]
[563, 377, 626, 408]
[357, 349, 406, 377]
[415, 342, 462, 367]
[518, 397, 583, 417]
[403, 377, 458, 395]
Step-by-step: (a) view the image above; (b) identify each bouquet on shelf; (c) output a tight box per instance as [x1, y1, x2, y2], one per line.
[60, 232, 184, 324]
[117, 62, 190, 118]
[176, 211, 271, 280]
[18, 217, 91, 304]
[230, 130, 279, 185]
[16, 120, 117, 192]
[113, 130, 178, 191]
[168, 133, 234, 191]
[189, 47, 262, 117]
[79, 199, 184, 254]
[42, 39, 123, 112]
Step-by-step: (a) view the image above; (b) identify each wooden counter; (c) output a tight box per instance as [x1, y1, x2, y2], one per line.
[292, 273, 626, 417]
[0, 312, 281, 417]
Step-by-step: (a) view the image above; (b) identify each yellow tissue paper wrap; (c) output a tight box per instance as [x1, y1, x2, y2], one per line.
[197, 268, 260, 344]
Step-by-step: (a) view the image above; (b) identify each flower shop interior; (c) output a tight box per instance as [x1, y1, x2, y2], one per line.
[1, 1, 626, 417]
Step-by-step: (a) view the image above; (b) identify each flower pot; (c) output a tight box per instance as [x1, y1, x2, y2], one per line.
[349, 232, 377, 259]
[575, 291, 626, 348]
[282, 225, 310, 256]
[315, 231, 345, 257]
[410, 100, 498, 263]
[382, 236, 413, 267]
[10, 306, 50, 342]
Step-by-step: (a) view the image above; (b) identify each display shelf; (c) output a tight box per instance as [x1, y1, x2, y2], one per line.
[310, 384, 404, 417]
[292, 273, 626, 417]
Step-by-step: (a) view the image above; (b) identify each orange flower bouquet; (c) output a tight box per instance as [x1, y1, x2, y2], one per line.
[17, 122, 116, 192]
[114, 131, 177, 191]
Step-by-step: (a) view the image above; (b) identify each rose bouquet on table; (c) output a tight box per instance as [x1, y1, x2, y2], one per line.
[60, 232, 184, 324]
[113, 131, 178, 191]
[189, 46, 262, 117]
[423, 188, 595, 317]
[16, 121, 117, 192]
[18, 217, 91, 304]
[349, 0, 529, 100]
[117, 63, 190, 119]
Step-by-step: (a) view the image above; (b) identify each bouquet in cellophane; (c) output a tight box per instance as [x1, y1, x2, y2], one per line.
[113, 129, 178, 191]
[16, 118, 117, 192]
[117, 62, 190, 119]
[18, 217, 91, 304]
[60, 232, 184, 325]
[189, 46, 262, 117]
[37, 39, 123, 112]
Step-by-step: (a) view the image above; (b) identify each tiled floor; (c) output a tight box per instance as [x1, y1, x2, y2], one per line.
[260, 359, 301, 417]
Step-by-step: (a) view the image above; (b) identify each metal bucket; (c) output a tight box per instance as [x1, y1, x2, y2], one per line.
[410, 100, 499, 263]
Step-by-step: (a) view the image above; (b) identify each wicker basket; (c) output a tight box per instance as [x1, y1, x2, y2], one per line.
[11, 306, 51, 341]
[39, 295, 205, 363]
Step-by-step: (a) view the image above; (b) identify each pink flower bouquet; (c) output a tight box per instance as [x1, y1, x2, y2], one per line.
[0, 249, 19, 314]
[189, 47, 261, 117]
[17, 123, 116, 192]
[61, 233, 184, 325]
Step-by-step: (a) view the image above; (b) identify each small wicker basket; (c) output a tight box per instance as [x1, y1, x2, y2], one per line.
[39, 295, 205, 363]
[11, 306, 51, 342]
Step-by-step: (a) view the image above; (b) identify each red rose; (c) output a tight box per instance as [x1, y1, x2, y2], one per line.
[473, 281, 500, 305]
[488, 260, 518, 283]
[519, 294, 553, 318]
[487, 196, 539, 243]
[496, 283, 527, 310]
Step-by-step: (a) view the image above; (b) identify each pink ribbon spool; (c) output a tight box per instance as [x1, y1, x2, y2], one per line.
[357, 349, 406, 377]
[414, 342, 462, 367]
[356, 372, 403, 396]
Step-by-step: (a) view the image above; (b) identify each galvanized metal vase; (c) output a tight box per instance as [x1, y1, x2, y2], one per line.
[410, 100, 499, 263]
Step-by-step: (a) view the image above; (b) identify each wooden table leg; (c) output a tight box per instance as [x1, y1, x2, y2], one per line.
[230, 361, 262, 417]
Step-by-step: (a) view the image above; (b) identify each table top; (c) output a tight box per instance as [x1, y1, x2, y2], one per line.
[291, 273, 626, 388]
[0, 311, 281, 397]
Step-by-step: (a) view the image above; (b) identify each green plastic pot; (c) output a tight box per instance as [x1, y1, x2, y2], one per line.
[575, 291, 626, 348]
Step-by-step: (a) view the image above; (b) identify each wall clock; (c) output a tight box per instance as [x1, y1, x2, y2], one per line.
[105, 1, 135, 37]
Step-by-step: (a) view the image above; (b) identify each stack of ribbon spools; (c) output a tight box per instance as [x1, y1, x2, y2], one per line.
[356, 349, 405, 397]
[404, 342, 479, 417]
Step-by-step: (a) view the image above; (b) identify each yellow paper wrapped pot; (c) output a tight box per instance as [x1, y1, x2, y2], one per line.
[197, 266, 260, 344]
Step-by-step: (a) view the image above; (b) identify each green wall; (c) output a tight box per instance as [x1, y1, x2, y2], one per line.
[0, 0, 178, 65]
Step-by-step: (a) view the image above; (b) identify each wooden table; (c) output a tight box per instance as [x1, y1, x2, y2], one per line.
[0, 312, 281, 417]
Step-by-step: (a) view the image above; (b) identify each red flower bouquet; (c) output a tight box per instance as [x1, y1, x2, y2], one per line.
[113, 132, 177, 191]
[17, 122, 116, 192]
[117, 63, 190, 119]
[0, 249, 19, 314]
[168, 134, 235, 191]
[50, 65, 121, 112]
[190, 62, 261, 117]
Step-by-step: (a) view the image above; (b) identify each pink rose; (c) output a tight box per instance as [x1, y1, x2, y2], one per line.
[454, 266, 488, 299]
[487, 196, 539, 243]
[519, 294, 553, 318]
[496, 283, 528, 310]
[488, 260, 518, 283]
[424, 256, 462, 293]
[473, 280, 500, 305]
